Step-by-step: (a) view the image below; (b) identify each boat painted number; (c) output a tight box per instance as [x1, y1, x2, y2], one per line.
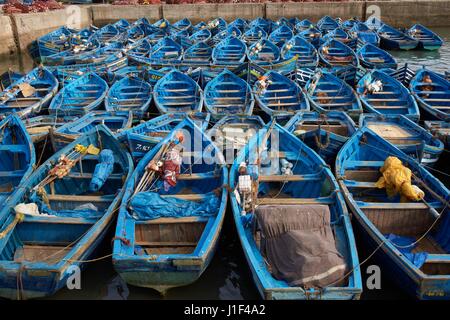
[135, 144, 151, 152]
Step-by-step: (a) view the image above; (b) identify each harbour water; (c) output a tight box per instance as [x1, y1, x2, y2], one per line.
[0, 27, 449, 301]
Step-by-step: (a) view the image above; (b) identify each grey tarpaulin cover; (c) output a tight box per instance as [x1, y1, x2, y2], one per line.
[256, 205, 346, 287]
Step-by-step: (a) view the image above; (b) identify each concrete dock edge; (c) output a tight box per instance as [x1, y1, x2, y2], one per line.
[0, 1, 449, 59]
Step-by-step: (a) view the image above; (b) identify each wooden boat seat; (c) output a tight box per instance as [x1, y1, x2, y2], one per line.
[259, 174, 321, 182]
[0, 144, 28, 153]
[356, 202, 442, 210]
[344, 180, 377, 188]
[0, 170, 26, 177]
[160, 193, 209, 201]
[177, 172, 220, 180]
[371, 105, 409, 109]
[345, 160, 385, 169]
[137, 216, 209, 225]
[66, 173, 124, 180]
[424, 98, 450, 102]
[318, 102, 353, 107]
[366, 98, 406, 102]
[14, 245, 71, 264]
[414, 91, 448, 94]
[257, 196, 334, 205]
[263, 95, 297, 101]
[46, 194, 116, 203]
[312, 96, 349, 100]
[267, 102, 300, 107]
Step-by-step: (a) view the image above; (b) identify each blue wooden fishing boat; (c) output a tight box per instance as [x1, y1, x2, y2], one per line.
[321, 28, 353, 45]
[24, 115, 78, 144]
[105, 77, 152, 119]
[71, 27, 96, 45]
[189, 29, 212, 44]
[249, 17, 272, 33]
[0, 114, 35, 205]
[51, 111, 133, 151]
[210, 115, 265, 163]
[113, 19, 131, 32]
[357, 70, 419, 121]
[204, 69, 254, 119]
[254, 70, 309, 120]
[149, 37, 183, 64]
[104, 66, 148, 85]
[211, 26, 243, 46]
[49, 72, 108, 117]
[118, 113, 210, 162]
[229, 18, 248, 33]
[29, 26, 74, 60]
[275, 17, 292, 29]
[357, 44, 397, 70]
[207, 17, 227, 36]
[173, 18, 192, 32]
[229, 121, 362, 300]
[74, 42, 125, 65]
[377, 24, 418, 50]
[153, 18, 171, 30]
[41, 38, 102, 66]
[268, 24, 293, 48]
[183, 42, 212, 64]
[285, 111, 356, 162]
[305, 70, 363, 120]
[53, 53, 127, 85]
[170, 30, 193, 50]
[127, 25, 146, 42]
[0, 67, 58, 118]
[317, 15, 340, 34]
[349, 22, 380, 46]
[424, 120, 450, 150]
[336, 126, 450, 300]
[298, 26, 322, 48]
[247, 39, 281, 66]
[242, 26, 268, 45]
[0, 125, 132, 299]
[0, 71, 22, 91]
[295, 19, 314, 33]
[212, 36, 247, 66]
[288, 18, 301, 29]
[342, 18, 359, 31]
[410, 68, 450, 121]
[281, 35, 319, 70]
[319, 39, 359, 71]
[126, 37, 152, 57]
[153, 70, 203, 114]
[365, 16, 384, 31]
[113, 118, 227, 294]
[407, 24, 443, 51]
[91, 24, 121, 45]
[191, 21, 207, 33]
[359, 114, 444, 166]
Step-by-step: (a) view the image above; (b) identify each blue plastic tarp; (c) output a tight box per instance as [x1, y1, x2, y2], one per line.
[130, 191, 220, 220]
[89, 149, 114, 192]
[386, 234, 428, 268]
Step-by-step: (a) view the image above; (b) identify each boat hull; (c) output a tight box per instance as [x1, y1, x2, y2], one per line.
[344, 198, 450, 300]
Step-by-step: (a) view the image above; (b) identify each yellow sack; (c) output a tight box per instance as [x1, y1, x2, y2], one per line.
[375, 156, 424, 202]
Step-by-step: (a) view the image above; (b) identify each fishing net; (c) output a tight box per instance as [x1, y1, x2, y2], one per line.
[256, 204, 346, 288]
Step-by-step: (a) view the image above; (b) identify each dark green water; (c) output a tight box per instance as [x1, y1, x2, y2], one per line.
[0, 27, 449, 300]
